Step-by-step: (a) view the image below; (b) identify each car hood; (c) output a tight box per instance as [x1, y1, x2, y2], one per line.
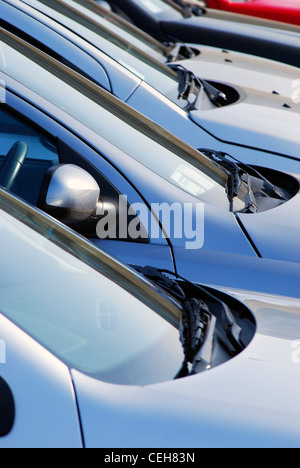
[237, 186, 300, 263]
[176, 45, 300, 98]
[189, 86, 300, 159]
[71, 290, 300, 448]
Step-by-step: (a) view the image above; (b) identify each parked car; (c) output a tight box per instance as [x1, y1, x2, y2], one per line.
[101, 0, 300, 68]
[3, 0, 300, 175]
[204, 0, 300, 27]
[0, 188, 299, 448]
[1, 28, 300, 298]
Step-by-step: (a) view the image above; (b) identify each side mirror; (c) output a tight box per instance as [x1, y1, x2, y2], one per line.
[38, 164, 100, 227]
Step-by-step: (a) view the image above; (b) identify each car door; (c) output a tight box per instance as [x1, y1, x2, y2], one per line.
[0, 205, 84, 447]
[1, 88, 175, 271]
[0, 314, 83, 448]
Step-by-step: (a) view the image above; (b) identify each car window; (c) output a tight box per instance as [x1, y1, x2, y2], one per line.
[0, 108, 59, 205]
[119, 0, 183, 19]
[66, 0, 167, 56]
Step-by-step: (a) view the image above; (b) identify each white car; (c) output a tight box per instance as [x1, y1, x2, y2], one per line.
[0, 188, 300, 448]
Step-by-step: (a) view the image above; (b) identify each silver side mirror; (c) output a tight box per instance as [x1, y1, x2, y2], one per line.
[38, 164, 100, 225]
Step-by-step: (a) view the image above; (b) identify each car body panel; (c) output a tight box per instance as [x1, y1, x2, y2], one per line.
[70, 268, 300, 449]
[176, 45, 300, 99]
[189, 93, 300, 159]
[160, 15, 300, 68]
[73, 368, 300, 448]
[237, 192, 300, 263]
[172, 247, 300, 298]
[73, 286, 300, 449]
[206, 0, 300, 27]
[204, 2, 300, 32]
[106, 0, 300, 67]
[0, 315, 83, 448]
[0, 210, 86, 448]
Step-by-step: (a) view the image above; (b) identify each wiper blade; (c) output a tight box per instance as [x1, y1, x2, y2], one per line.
[170, 0, 206, 17]
[200, 149, 287, 211]
[200, 149, 246, 212]
[168, 64, 227, 109]
[177, 298, 216, 377]
[201, 80, 228, 107]
[192, 315, 216, 373]
[133, 265, 185, 302]
[180, 299, 217, 375]
[133, 267, 216, 377]
[168, 64, 197, 101]
[132, 266, 246, 378]
[165, 42, 198, 62]
[240, 172, 259, 214]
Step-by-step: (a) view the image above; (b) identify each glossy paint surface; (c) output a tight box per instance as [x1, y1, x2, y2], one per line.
[206, 0, 300, 27]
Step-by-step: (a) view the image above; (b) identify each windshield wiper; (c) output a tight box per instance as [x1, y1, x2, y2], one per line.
[165, 42, 198, 62]
[132, 266, 245, 378]
[170, 0, 206, 17]
[133, 266, 216, 376]
[168, 64, 227, 110]
[200, 148, 250, 212]
[177, 297, 216, 377]
[200, 149, 287, 212]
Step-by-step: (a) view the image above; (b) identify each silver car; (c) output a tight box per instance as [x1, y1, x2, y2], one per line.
[0, 187, 299, 448]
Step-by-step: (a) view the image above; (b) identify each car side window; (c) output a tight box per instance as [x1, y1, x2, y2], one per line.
[0, 106, 149, 243]
[0, 107, 59, 205]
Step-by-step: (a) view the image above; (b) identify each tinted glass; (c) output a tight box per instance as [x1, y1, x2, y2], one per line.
[0, 108, 59, 204]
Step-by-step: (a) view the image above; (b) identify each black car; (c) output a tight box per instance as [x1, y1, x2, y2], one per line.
[102, 0, 300, 68]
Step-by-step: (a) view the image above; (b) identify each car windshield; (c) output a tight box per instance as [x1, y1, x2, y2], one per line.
[58, 0, 170, 56]
[0, 190, 183, 385]
[118, 0, 184, 19]
[20, 0, 183, 100]
[0, 32, 228, 209]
